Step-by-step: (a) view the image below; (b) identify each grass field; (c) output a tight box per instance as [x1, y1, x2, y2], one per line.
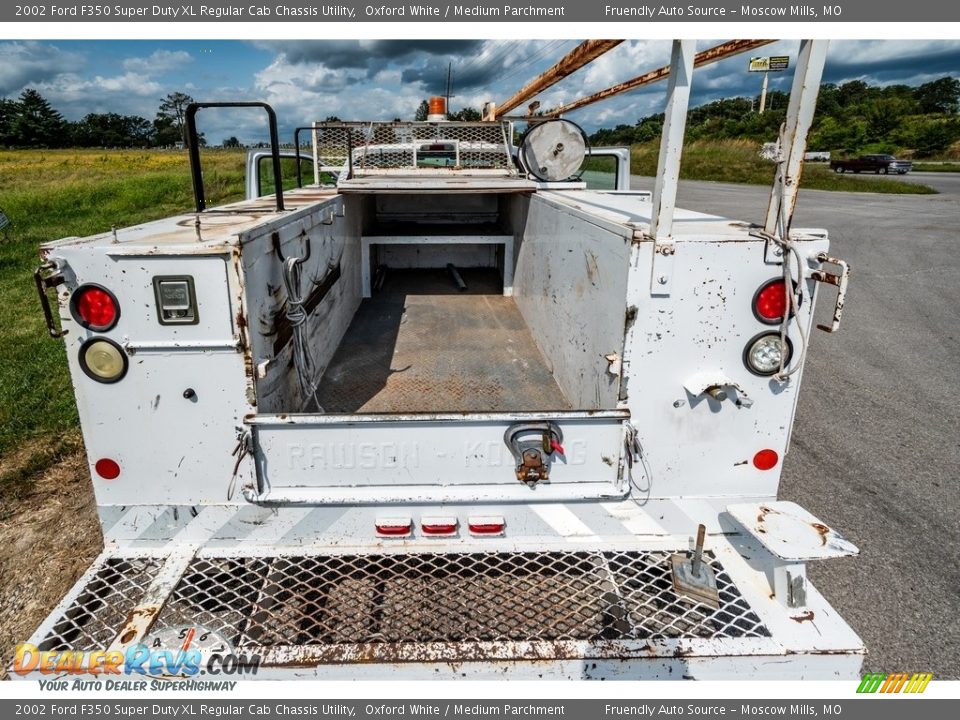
[912, 162, 960, 172]
[626, 140, 938, 194]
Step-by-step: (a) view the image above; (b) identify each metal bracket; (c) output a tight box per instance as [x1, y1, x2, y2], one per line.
[33, 263, 67, 339]
[650, 241, 676, 296]
[763, 237, 786, 265]
[670, 524, 720, 608]
[773, 563, 809, 609]
[682, 371, 753, 408]
[811, 252, 850, 333]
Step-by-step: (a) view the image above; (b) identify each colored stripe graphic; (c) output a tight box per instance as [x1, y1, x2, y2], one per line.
[857, 672, 932, 694]
[906, 673, 933, 693]
[856, 673, 886, 693]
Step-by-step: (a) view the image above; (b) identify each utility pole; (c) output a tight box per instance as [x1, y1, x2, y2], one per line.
[759, 71, 769, 113]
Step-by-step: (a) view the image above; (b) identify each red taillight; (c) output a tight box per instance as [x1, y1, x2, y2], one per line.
[71, 284, 119, 331]
[753, 449, 779, 471]
[375, 517, 412, 537]
[753, 279, 789, 324]
[94, 458, 121, 480]
[468, 516, 505, 536]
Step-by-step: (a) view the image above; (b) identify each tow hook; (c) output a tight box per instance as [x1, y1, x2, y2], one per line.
[504, 422, 565, 487]
[811, 252, 850, 333]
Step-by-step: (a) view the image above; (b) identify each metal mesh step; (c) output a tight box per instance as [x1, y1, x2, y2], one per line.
[38, 557, 163, 651]
[38, 550, 769, 656]
[153, 550, 768, 647]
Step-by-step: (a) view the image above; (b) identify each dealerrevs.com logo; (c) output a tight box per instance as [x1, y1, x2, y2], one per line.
[13, 626, 260, 687]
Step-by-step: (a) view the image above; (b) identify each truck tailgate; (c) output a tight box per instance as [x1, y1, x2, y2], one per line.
[242, 410, 630, 503]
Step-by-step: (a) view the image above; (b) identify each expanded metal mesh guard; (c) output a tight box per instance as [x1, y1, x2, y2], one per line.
[38, 557, 162, 651]
[148, 550, 768, 649]
[312, 121, 516, 177]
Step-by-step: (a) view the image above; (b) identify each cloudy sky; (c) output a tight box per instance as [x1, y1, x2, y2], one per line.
[1, 39, 958, 143]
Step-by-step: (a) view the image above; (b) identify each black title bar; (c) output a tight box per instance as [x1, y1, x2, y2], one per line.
[3, 1, 954, 23]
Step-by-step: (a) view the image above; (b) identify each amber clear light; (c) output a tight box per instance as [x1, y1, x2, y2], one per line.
[81, 339, 126, 382]
[746, 334, 791, 375]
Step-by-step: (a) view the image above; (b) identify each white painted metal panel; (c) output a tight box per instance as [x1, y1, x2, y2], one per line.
[512, 194, 632, 409]
[728, 501, 859, 560]
[48, 249, 252, 507]
[247, 411, 627, 495]
[620, 235, 829, 498]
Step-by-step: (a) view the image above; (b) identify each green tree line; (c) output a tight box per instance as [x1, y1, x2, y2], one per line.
[0, 89, 205, 148]
[588, 76, 960, 158]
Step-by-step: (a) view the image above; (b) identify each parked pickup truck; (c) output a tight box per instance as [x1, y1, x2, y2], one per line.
[830, 154, 912, 174]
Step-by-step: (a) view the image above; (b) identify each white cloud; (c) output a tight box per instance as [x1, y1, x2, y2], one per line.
[122, 49, 192, 75]
[0, 42, 86, 96]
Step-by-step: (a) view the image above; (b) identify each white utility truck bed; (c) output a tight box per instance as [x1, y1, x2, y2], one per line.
[20, 40, 861, 681]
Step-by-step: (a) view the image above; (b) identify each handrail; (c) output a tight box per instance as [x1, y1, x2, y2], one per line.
[292, 125, 317, 187]
[186, 101, 284, 212]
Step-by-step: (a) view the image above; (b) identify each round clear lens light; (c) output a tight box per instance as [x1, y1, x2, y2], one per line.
[746, 334, 791, 375]
[81, 339, 127, 382]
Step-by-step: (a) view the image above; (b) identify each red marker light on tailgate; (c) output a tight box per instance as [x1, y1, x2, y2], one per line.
[753, 279, 790, 324]
[468, 516, 505, 536]
[71, 284, 120, 332]
[375, 517, 412, 537]
[753, 449, 779, 471]
[421, 517, 458, 536]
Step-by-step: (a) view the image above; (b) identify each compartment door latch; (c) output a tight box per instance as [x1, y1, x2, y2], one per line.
[504, 422, 565, 487]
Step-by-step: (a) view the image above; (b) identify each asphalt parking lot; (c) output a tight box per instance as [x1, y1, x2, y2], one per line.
[632, 172, 960, 678]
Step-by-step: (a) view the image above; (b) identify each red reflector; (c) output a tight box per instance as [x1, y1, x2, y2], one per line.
[468, 516, 505, 535]
[376, 524, 410, 536]
[468, 523, 504, 535]
[754, 279, 789, 323]
[94, 458, 121, 480]
[74, 286, 119, 330]
[753, 449, 779, 471]
[422, 524, 457, 536]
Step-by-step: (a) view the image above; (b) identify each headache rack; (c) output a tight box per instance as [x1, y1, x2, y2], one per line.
[310, 120, 517, 180]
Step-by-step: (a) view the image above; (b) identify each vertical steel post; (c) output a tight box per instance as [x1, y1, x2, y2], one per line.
[312, 122, 320, 187]
[764, 40, 829, 236]
[649, 39, 696, 242]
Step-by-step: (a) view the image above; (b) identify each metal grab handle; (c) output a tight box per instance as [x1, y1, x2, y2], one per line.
[811, 252, 850, 333]
[186, 101, 284, 213]
[34, 264, 66, 339]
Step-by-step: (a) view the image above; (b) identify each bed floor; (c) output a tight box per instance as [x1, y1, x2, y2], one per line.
[316, 268, 571, 413]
